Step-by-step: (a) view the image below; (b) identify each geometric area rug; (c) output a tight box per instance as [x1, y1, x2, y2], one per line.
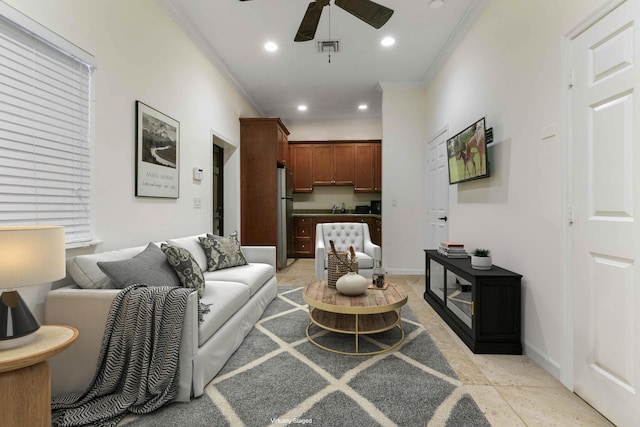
[122, 287, 491, 427]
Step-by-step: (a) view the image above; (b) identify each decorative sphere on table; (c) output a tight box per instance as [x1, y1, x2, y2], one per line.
[335, 271, 369, 296]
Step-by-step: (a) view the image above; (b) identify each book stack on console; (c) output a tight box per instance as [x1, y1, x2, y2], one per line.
[437, 242, 468, 258]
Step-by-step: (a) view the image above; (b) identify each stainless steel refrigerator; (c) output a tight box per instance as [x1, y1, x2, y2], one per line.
[277, 167, 293, 269]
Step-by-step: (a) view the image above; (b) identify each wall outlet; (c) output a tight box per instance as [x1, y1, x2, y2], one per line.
[193, 197, 202, 209]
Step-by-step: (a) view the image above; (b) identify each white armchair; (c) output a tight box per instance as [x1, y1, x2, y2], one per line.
[315, 222, 381, 281]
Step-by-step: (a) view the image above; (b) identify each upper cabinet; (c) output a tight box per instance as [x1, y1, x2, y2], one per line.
[290, 140, 380, 193]
[290, 144, 313, 192]
[332, 144, 355, 185]
[374, 143, 382, 193]
[277, 124, 289, 166]
[312, 143, 354, 186]
[354, 143, 375, 192]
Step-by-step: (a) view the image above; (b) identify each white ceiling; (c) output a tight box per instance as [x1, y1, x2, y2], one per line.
[159, 0, 486, 125]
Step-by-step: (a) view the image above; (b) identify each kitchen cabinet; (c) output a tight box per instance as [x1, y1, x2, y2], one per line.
[354, 143, 376, 192]
[277, 124, 289, 166]
[312, 143, 354, 186]
[290, 140, 381, 193]
[293, 216, 314, 256]
[374, 143, 382, 192]
[239, 117, 290, 249]
[332, 144, 355, 184]
[424, 250, 522, 354]
[290, 144, 313, 192]
[354, 143, 382, 192]
[292, 214, 381, 258]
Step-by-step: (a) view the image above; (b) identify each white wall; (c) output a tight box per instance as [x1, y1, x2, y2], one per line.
[381, 0, 606, 382]
[380, 85, 428, 274]
[4, 0, 257, 319]
[287, 119, 382, 141]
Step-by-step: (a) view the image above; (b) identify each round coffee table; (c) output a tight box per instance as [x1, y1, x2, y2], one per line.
[302, 280, 408, 355]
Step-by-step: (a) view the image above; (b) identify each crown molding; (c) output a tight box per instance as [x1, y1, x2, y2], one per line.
[422, 0, 489, 85]
[157, 0, 264, 116]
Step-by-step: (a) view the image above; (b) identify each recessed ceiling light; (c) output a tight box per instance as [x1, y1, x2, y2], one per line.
[381, 36, 395, 47]
[264, 42, 278, 52]
[429, 0, 444, 8]
[298, 105, 308, 112]
[358, 104, 368, 110]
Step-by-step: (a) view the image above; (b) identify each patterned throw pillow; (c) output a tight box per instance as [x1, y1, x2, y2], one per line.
[161, 244, 205, 298]
[198, 232, 248, 271]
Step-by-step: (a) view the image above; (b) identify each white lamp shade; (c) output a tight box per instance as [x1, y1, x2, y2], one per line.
[0, 226, 66, 288]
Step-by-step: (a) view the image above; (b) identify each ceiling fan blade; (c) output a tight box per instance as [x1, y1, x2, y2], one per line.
[334, 0, 393, 29]
[295, 2, 325, 42]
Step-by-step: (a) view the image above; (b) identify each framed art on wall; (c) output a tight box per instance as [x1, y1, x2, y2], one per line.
[135, 101, 180, 198]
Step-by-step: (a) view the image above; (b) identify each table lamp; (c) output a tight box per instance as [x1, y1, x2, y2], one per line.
[0, 226, 65, 350]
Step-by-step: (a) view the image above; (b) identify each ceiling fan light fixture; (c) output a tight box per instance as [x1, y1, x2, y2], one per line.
[381, 36, 395, 47]
[429, 0, 444, 9]
[264, 41, 278, 52]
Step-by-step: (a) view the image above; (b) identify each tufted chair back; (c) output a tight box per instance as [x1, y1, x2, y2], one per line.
[320, 222, 365, 253]
[315, 222, 380, 281]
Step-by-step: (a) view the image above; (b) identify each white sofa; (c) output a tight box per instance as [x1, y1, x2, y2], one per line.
[44, 234, 277, 402]
[315, 222, 381, 281]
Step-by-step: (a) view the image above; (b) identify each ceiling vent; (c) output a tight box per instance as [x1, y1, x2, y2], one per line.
[317, 40, 339, 53]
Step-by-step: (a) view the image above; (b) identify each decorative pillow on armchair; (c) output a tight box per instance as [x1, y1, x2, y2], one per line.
[97, 243, 180, 289]
[161, 244, 205, 298]
[199, 232, 248, 271]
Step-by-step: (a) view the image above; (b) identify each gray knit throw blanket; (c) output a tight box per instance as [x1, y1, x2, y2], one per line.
[52, 285, 193, 427]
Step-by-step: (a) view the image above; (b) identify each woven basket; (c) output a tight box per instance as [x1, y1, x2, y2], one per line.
[327, 251, 358, 288]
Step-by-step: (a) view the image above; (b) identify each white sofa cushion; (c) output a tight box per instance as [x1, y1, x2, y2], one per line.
[203, 263, 273, 296]
[166, 234, 208, 272]
[67, 245, 148, 289]
[198, 281, 250, 346]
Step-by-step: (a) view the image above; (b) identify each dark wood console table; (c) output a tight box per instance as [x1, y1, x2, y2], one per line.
[424, 250, 522, 354]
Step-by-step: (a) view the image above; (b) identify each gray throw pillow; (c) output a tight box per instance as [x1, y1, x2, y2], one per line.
[97, 243, 180, 289]
[199, 231, 247, 271]
[161, 243, 205, 298]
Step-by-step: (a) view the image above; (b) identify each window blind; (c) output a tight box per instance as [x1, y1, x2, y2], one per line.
[0, 14, 93, 246]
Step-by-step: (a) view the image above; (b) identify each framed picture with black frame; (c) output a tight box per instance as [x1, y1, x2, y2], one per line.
[446, 117, 490, 185]
[135, 101, 180, 198]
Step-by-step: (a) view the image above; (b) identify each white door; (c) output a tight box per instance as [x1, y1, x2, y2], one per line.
[571, 1, 640, 426]
[426, 128, 449, 249]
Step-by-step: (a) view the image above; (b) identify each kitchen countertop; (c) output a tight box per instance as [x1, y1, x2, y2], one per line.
[293, 210, 381, 218]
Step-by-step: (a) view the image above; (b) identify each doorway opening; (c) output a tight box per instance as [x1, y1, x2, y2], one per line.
[212, 141, 224, 236]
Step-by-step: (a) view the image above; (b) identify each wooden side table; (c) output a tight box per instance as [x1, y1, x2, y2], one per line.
[0, 325, 78, 427]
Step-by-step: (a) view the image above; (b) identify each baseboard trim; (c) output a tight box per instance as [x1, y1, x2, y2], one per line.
[523, 340, 562, 382]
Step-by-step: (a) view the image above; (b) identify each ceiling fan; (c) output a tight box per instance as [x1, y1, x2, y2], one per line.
[239, 0, 394, 42]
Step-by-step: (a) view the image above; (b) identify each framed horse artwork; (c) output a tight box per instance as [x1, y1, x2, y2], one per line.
[446, 117, 490, 185]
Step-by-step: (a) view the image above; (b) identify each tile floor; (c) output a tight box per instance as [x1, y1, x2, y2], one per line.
[277, 259, 615, 427]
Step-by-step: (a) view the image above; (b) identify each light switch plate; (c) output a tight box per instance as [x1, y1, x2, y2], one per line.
[193, 167, 203, 181]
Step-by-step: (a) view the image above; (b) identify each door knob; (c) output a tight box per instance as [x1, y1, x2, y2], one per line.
[438, 216, 448, 222]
